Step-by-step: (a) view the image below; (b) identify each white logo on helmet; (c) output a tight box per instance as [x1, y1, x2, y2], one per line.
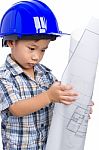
[33, 17, 47, 33]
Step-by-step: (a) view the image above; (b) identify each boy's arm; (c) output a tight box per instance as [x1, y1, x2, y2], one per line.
[9, 91, 50, 116]
[9, 82, 78, 117]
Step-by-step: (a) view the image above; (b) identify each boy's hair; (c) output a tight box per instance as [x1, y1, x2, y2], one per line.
[2, 34, 58, 47]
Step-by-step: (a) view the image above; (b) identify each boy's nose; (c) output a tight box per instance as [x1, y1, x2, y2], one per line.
[31, 53, 40, 61]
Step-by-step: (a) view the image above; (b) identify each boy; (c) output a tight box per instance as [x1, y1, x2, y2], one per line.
[0, 0, 93, 149]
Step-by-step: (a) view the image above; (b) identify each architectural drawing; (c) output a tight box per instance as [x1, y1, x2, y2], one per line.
[46, 17, 99, 150]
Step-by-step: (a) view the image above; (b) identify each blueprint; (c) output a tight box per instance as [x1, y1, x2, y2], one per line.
[46, 17, 99, 150]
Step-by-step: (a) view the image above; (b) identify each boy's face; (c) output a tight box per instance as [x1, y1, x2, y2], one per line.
[8, 39, 50, 70]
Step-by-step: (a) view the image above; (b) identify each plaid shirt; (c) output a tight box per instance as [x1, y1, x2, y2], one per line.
[0, 55, 56, 150]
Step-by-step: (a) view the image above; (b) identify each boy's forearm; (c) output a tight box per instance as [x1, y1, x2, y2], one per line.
[9, 91, 51, 117]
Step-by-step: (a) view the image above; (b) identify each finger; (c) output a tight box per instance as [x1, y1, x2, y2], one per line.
[60, 84, 73, 91]
[89, 107, 93, 114]
[88, 114, 91, 119]
[61, 100, 74, 105]
[88, 101, 94, 106]
[62, 90, 79, 96]
[60, 96, 77, 102]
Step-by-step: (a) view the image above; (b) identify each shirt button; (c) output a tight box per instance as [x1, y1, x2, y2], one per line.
[41, 124, 44, 127]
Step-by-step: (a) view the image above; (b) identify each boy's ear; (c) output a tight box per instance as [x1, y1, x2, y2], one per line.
[7, 40, 15, 48]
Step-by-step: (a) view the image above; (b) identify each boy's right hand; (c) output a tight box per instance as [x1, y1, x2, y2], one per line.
[46, 82, 78, 105]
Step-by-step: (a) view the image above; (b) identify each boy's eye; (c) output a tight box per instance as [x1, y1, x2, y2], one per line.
[30, 48, 35, 50]
[42, 49, 45, 52]
[28, 47, 35, 50]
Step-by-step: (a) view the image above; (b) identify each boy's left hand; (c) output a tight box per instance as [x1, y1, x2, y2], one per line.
[88, 101, 94, 119]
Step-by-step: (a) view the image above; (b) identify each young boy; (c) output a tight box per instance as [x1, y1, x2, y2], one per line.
[0, 0, 93, 150]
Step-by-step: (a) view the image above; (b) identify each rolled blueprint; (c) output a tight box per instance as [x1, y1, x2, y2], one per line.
[46, 17, 99, 150]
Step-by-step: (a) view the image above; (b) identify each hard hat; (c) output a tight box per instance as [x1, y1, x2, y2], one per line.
[0, 0, 63, 39]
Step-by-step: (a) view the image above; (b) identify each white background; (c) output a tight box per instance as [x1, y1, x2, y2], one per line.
[0, 0, 99, 149]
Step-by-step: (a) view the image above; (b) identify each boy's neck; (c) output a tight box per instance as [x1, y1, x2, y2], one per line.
[23, 68, 34, 80]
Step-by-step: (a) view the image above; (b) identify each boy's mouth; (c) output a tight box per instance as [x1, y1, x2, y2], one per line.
[28, 63, 35, 67]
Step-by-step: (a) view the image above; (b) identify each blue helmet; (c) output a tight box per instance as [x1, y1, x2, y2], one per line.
[0, 0, 62, 39]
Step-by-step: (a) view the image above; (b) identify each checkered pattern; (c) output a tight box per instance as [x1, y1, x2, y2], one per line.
[0, 55, 56, 150]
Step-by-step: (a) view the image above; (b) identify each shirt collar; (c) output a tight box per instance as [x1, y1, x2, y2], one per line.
[5, 55, 51, 76]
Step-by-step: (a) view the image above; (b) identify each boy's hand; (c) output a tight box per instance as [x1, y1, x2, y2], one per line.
[88, 101, 94, 119]
[46, 82, 78, 105]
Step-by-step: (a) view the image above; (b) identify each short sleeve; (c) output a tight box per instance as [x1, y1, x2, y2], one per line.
[49, 72, 58, 83]
[0, 78, 22, 112]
